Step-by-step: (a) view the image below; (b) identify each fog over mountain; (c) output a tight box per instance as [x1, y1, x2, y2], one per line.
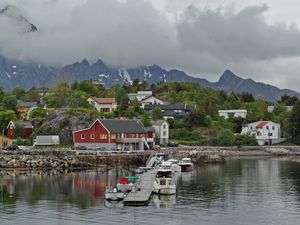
[0, 0, 300, 91]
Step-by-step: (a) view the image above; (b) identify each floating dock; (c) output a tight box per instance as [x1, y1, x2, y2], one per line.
[123, 168, 158, 206]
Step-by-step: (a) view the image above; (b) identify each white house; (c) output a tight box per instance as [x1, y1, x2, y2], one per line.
[141, 96, 168, 108]
[128, 91, 152, 101]
[87, 97, 117, 113]
[218, 109, 247, 119]
[152, 120, 169, 145]
[241, 121, 285, 145]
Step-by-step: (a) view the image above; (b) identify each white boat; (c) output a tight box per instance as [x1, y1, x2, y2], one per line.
[153, 177, 176, 195]
[167, 159, 182, 173]
[116, 176, 137, 193]
[178, 158, 193, 172]
[157, 161, 173, 178]
[105, 186, 125, 201]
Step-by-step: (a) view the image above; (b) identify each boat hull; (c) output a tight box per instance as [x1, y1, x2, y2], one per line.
[117, 183, 134, 192]
[105, 192, 125, 201]
[179, 164, 193, 172]
[153, 178, 176, 195]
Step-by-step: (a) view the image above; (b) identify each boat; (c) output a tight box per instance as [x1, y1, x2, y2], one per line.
[153, 177, 176, 195]
[116, 176, 137, 192]
[105, 186, 125, 201]
[178, 158, 193, 172]
[153, 161, 176, 195]
[167, 159, 182, 173]
[157, 161, 173, 177]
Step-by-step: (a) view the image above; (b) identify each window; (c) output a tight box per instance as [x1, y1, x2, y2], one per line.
[163, 124, 166, 129]
[100, 108, 110, 113]
[268, 133, 273, 136]
[111, 134, 116, 139]
[90, 134, 95, 139]
[163, 131, 166, 136]
[266, 126, 269, 130]
[100, 134, 107, 139]
[250, 126, 253, 130]
[81, 134, 85, 139]
[272, 126, 275, 130]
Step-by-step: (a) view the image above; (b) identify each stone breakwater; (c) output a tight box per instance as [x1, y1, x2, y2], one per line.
[0, 150, 151, 169]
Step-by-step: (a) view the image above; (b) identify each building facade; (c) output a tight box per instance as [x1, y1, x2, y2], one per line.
[144, 104, 193, 119]
[218, 109, 247, 119]
[87, 97, 117, 113]
[241, 121, 285, 145]
[140, 96, 168, 108]
[128, 91, 152, 101]
[73, 119, 153, 150]
[152, 120, 169, 145]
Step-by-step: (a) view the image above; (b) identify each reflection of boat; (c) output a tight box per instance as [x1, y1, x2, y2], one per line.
[104, 200, 124, 208]
[152, 194, 176, 208]
[167, 159, 182, 173]
[105, 186, 125, 201]
[178, 158, 193, 172]
[116, 176, 137, 192]
[153, 177, 176, 195]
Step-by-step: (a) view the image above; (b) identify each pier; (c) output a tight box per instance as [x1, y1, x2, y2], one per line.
[123, 168, 158, 206]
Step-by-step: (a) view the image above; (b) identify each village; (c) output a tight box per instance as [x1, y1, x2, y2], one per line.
[0, 82, 297, 153]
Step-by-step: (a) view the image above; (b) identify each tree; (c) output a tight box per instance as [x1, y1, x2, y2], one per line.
[67, 90, 90, 108]
[239, 92, 255, 102]
[288, 101, 300, 144]
[27, 88, 40, 102]
[29, 108, 47, 119]
[141, 112, 151, 127]
[0, 86, 5, 102]
[11, 87, 27, 100]
[278, 95, 299, 106]
[152, 107, 163, 121]
[0, 110, 16, 130]
[2, 95, 17, 111]
[213, 129, 235, 146]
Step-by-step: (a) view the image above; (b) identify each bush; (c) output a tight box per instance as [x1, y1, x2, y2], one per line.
[213, 129, 235, 146]
[234, 135, 258, 146]
[29, 108, 47, 119]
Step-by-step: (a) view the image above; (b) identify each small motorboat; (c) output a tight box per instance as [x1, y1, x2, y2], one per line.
[117, 176, 137, 192]
[167, 159, 182, 173]
[157, 161, 173, 178]
[153, 177, 176, 195]
[178, 158, 193, 172]
[105, 186, 125, 201]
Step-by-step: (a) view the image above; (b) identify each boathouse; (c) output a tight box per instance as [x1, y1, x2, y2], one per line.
[73, 119, 152, 150]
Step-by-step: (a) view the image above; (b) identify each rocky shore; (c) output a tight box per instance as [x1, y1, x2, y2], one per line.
[1, 146, 300, 169]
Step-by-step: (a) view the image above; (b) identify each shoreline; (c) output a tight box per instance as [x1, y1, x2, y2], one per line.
[1, 145, 300, 169]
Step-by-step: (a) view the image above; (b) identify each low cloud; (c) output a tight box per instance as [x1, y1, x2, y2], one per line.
[0, 0, 300, 90]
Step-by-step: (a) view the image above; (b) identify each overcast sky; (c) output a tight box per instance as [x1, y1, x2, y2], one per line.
[1, 0, 300, 91]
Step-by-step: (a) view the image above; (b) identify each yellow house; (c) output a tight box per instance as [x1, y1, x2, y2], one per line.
[87, 97, 117, 113]
[17, 101, 38, 118]
[0, 135, 13, 150]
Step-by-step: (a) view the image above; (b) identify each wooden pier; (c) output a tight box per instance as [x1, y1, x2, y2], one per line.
[123, 168, 158, 206]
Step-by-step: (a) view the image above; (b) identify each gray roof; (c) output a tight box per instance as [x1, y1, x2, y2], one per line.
[144, 127, 155, 132]
[144, 103, 192, 111]
[17, 101, 38, 108]
[100, 119, 145, 133]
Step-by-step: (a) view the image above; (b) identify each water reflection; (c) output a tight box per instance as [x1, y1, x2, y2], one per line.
[1, 159, 300, 225]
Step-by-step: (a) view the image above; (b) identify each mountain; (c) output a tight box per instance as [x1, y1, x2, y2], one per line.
[0, 56, 299, 102]
[0, 5, 38, 33]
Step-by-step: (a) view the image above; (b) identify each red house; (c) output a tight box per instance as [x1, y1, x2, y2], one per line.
[6, 121, 33, 139]
[73, 119, 154, 151]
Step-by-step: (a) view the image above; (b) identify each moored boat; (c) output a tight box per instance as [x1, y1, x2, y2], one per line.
[157, 161, 173, 177]
[153, 177, 176, 195]
[167, 159, 182, 173]
[178, 158, 193, 172]
[105, 186, 125, 201]
[116, 176, 137, 192]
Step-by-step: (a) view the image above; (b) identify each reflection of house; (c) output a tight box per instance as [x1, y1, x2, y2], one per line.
[152, 120, 169, 145]
[73, 119, 153, 150]
[0, 135, 13, 149]
[141, 96, 168, 108]
[241, 121, 285, 145]
[267, 105, 294, 113]
[128, 91, 152, 101]
[6, 121, 33, 139]
[218, 110, 247, 119]
[87, 97, 117, 113]
[144, 104, 193, 119]
[17, 101, 38, 118]
[144, 127, 155, 149]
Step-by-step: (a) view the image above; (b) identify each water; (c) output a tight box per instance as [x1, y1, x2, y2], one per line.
[1, 158, 300, 225]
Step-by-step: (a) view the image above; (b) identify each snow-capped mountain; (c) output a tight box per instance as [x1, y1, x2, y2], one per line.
[0, 56, 299, 102]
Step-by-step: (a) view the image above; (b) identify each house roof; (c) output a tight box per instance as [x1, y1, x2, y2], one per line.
[100, 119, 145, 133]
[141, 95, 166, 103]
[90, 97, 115, 104]
[256, 121, 269, 128]
[144, 127, 155, 132]
[152, 120, 167, 126]
[218, 109, 247, 113]
[17, 101, 38, 108]
[144, 103, 192, 111]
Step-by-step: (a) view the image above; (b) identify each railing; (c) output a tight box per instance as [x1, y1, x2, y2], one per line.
[116, 138, 145, 143]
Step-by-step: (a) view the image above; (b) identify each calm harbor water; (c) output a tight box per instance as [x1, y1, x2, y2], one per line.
[1, 158, 300, 225]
